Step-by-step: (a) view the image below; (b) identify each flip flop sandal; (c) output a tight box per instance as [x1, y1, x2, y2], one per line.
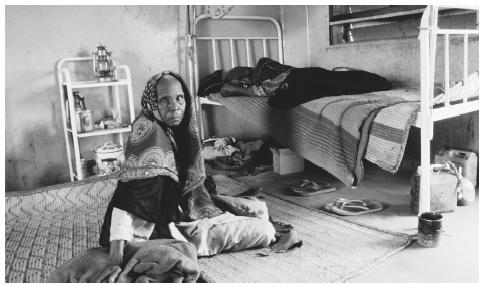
[323, 198, 384, 216]
[290, 179, 336, 196]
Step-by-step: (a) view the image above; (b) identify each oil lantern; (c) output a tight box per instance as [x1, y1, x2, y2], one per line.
[93, 44, 115, 82]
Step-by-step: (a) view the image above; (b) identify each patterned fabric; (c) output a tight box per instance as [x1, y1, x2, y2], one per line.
[365, 101, 420, 172]
[125, 71, 205, 196]
[122, 71, 221, 221]
[120, 115, 180, 183]
[251, 57, 293, 86]
[252, 71, 291, 97]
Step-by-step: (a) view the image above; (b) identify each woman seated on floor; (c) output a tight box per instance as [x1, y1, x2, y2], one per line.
[219, 57, 392, 108]
[95, 71, 276, 282]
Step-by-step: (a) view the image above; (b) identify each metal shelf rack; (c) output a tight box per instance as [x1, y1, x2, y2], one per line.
[56, 57, 135, 181]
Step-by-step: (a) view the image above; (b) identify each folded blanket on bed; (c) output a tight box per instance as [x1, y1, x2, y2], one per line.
[365, 102, 420, 172]
[47, 239, 200, 283]
[211, 89, 420, 186]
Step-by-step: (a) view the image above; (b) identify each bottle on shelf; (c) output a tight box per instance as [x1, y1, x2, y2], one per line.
[73, 91, 86, 111]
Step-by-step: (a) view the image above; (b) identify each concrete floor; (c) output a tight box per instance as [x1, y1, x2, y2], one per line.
[231, 162, 479, 282]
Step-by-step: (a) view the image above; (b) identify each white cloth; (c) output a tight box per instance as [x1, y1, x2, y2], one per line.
[110, 207, 155, 243]
[173, 212, 276, 257]
[433, 71, 479, 105]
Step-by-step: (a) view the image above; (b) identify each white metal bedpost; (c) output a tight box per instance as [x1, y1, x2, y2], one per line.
[418, 6, 439, 214]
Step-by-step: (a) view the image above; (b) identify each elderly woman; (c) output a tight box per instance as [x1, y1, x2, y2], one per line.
[97, 71, 222, 282]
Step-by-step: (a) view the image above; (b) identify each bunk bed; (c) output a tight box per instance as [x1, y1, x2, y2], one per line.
[188, 5, 479, 214]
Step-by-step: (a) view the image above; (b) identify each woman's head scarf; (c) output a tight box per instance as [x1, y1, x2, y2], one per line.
[121, 71, 221, 220]
[122, 71, 203, 195]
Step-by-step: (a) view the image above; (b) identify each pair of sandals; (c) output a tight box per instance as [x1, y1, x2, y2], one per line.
[290, 179, 336, 196]
[323, 198, 384, 216]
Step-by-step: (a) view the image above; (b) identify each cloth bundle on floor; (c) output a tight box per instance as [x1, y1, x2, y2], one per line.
[171, 211, 276, 257]
[47, 239, 200, 283]
[170, 190, 276, 257]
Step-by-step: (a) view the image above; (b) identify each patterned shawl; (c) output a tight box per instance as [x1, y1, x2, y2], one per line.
[120, 71, 221, 220]
[251, 57, 294, 86]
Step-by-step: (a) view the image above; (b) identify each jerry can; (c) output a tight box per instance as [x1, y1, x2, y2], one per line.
[410, 164, 458, 214]
[435, 149, 478, 187]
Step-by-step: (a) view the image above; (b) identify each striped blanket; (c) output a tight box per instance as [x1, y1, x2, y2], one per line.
[211, 89, 420, 186]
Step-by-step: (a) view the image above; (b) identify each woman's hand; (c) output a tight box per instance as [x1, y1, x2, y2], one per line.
[92, 240, 126, 282]
[93, 265, 123, 283]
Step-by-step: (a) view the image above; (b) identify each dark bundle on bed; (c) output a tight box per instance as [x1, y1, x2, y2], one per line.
[197, 69, 224, 97]
[268, 67, 393, 108]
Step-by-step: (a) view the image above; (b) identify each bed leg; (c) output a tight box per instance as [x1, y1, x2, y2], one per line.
[419, 128, 432, 215]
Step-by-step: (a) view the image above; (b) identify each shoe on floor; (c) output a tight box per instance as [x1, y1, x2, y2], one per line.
[323, 198, 384, 216]
[290, 179, 336, 196]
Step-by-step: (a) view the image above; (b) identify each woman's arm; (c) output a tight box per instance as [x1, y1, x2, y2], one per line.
[109, 240, 125, 266]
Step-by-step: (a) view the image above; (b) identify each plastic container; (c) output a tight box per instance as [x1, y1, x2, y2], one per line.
[435, 148, 478, 187]
[270, 148, 304, 175]
[94, 142, 125, 175]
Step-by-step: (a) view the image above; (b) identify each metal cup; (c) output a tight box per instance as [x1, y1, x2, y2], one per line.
[417, 212, 443, 247]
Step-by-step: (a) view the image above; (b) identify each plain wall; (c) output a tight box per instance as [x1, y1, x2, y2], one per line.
[5, 5, 187, 191]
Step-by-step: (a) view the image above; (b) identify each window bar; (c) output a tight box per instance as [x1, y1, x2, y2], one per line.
[230, 39, 235, 68]
[463, 34, 468, 103]
[245, 39, 251, 67]
[211, 39, 218, 70]
[444, 34, 450, 107]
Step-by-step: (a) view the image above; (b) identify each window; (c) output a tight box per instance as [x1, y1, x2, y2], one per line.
[329, 5, 477, 45]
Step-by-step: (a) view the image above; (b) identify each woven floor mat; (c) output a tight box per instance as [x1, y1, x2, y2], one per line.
[5, 177, 116, 283]
[198, 193, 412, 282]
[5, 177, 411, 282]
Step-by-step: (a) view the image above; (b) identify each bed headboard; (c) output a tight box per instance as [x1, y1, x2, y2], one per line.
[187, 13, 284, 138]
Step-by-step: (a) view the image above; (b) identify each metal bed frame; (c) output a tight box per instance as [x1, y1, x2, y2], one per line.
[416, 5, 479, 214]
[187, 5, 479, 214]
[186, 13, 284, 140]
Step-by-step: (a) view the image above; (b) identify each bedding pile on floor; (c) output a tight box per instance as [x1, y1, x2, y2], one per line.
[203, 137, 275, 177]
[5, 176, 412, 283]
[47, 239, 200, 282]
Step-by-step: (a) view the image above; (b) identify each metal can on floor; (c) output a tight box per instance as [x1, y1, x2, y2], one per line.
[417, 212, 443, 247]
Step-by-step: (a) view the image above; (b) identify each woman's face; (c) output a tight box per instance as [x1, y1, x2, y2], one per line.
[156, 77, 186, 127]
